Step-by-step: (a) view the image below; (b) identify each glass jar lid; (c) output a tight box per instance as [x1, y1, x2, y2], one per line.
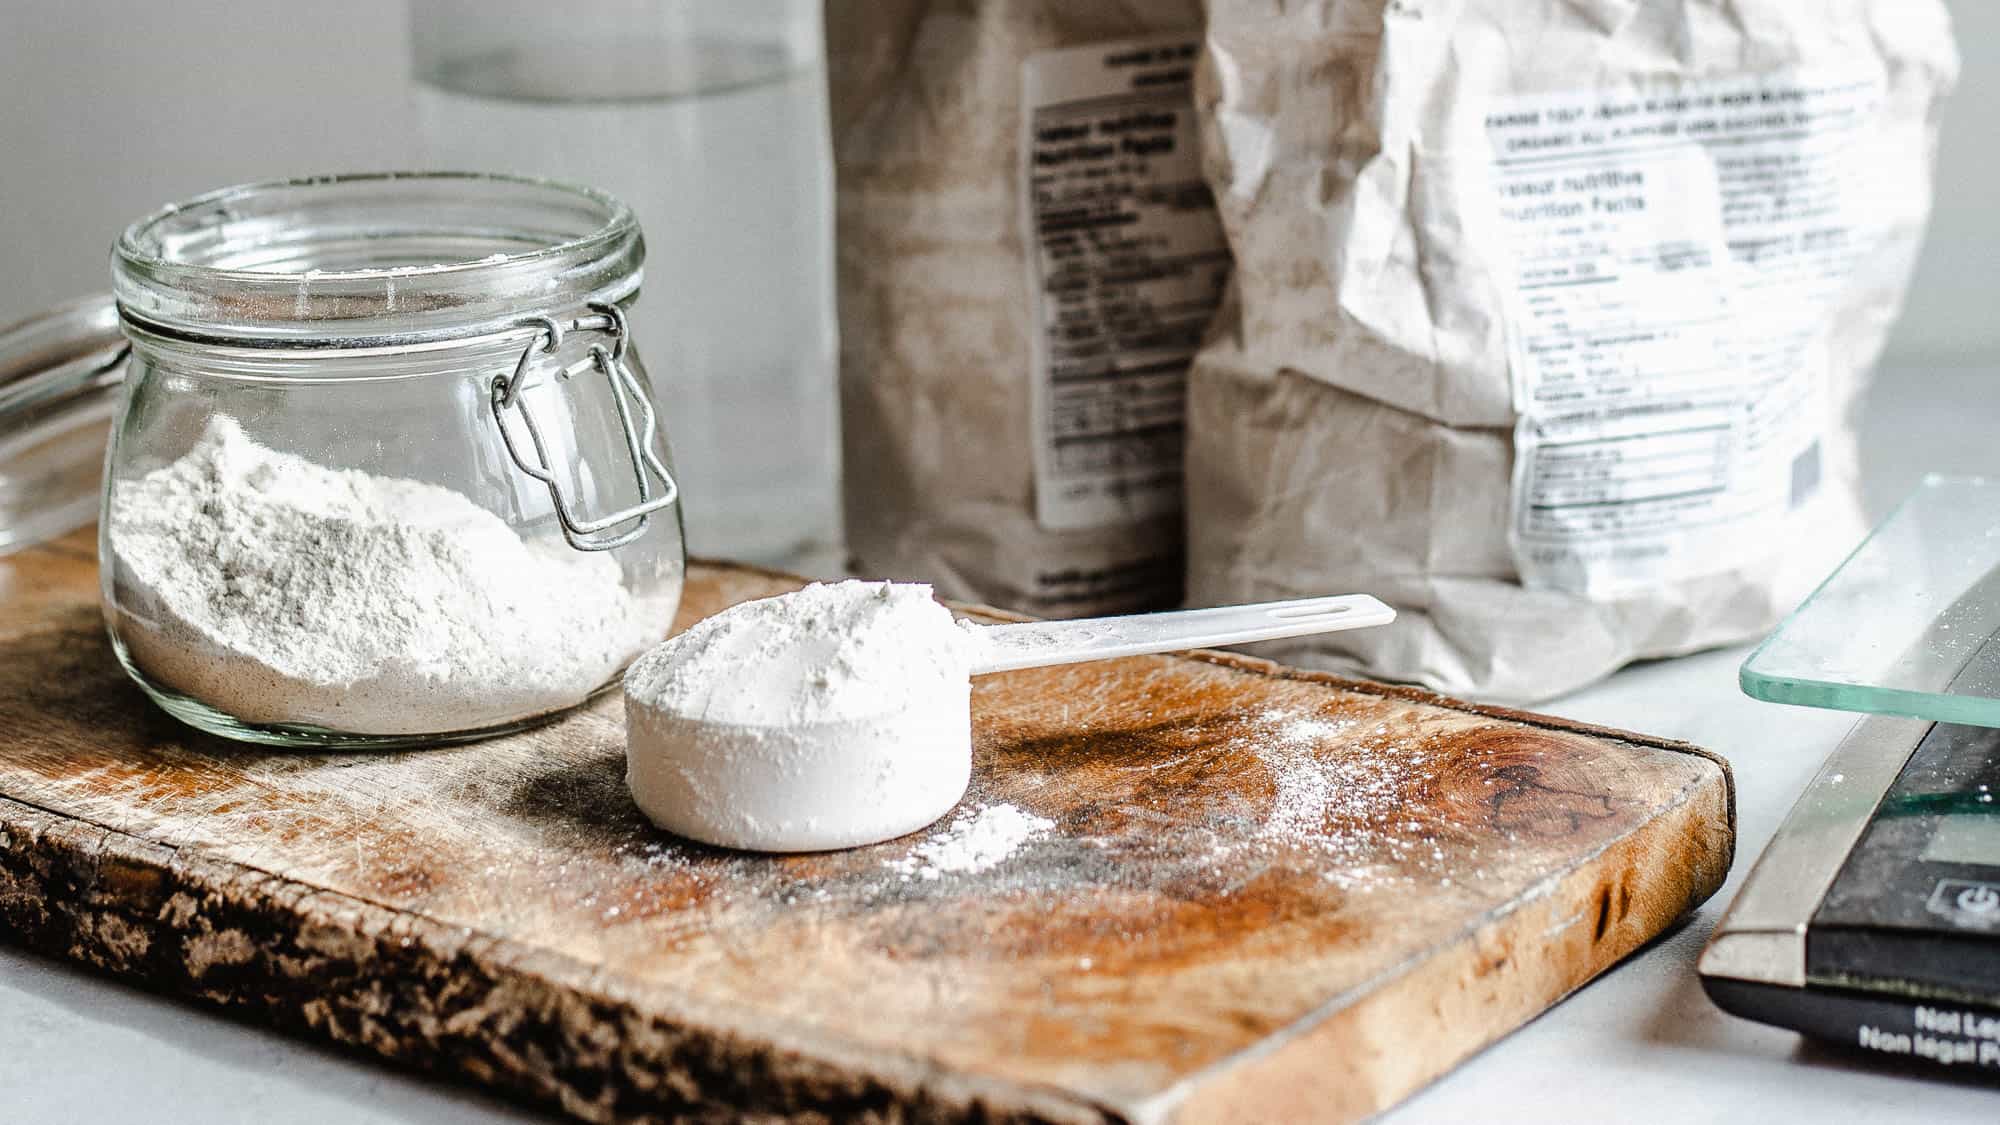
[112, 171, 644, 347]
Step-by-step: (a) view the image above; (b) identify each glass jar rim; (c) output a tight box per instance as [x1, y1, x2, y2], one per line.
[112, 171, 644, 348]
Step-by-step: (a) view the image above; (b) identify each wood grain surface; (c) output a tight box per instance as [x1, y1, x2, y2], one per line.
[0, 527, 1734, 1123]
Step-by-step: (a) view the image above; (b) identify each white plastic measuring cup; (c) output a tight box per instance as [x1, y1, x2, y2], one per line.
[627, 593, 1396, 853]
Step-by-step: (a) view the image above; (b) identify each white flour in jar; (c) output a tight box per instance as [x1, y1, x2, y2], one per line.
[109, 415, 653, 735]
[624, 580, 984, 851]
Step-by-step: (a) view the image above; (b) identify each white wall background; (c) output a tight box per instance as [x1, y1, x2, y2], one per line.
[0, 1, 413, 315]
[1894, 1, 1998, 361]
[1, 0, 1993, 363]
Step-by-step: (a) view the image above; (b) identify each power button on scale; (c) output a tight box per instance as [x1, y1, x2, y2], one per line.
[1928, 879, 2000, 927]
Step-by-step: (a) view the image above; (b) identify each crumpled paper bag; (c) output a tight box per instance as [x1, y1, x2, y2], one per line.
[1186, 0, 1958, 700]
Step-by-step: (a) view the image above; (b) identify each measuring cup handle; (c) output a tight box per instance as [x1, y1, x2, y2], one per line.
[970, 595, 1396, 674]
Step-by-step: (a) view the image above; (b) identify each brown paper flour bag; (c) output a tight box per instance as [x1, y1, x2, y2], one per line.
[1186, 0, 1958, 700]
[829, 1, 1219, 616]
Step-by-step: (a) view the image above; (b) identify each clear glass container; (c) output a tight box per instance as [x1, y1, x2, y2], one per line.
[408, 0, 840, 565]
[0, 295, 125, 556]
[102, 172, 686, 748]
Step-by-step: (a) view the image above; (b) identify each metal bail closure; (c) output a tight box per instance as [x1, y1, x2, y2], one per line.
[489, 301, 678, 551]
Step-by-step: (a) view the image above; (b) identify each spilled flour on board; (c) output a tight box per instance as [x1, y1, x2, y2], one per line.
[1253, 714, 1367, 838]
[887, 803, 1056, 881]
[590, 701, 1497, 916]
[1220, 706, 1487, 893]
[866, 706, 1486, 896]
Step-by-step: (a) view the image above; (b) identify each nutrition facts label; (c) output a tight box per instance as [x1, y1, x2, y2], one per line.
[1021, 35, 1228, 532]
[1486, 73, 1881, 591]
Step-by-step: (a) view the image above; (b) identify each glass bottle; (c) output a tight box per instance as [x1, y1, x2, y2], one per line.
[409, 0, 840, 566]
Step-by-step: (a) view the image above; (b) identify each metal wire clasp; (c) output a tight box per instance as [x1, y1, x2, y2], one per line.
[489, 302, 679, 551]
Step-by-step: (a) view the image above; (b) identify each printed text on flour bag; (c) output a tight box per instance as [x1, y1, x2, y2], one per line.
[1485, 75, 1884, 592]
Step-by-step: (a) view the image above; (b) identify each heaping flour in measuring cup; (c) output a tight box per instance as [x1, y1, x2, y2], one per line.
[623, 580, 983, 852]
[109, 416, 652, 735]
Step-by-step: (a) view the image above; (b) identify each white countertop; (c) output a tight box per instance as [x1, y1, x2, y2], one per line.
[5, 364, 1996, 1122]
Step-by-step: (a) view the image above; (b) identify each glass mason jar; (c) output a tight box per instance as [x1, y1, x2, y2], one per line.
[102, 172, 686, 748]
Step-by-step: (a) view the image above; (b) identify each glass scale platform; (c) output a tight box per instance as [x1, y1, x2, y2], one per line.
[1742, 476, 2000, 727]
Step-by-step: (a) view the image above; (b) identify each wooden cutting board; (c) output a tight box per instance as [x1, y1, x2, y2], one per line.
[0, 528, 1732, 1123]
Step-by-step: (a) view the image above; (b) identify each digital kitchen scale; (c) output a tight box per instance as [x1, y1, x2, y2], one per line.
[1702, 477, 2000, 1073]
